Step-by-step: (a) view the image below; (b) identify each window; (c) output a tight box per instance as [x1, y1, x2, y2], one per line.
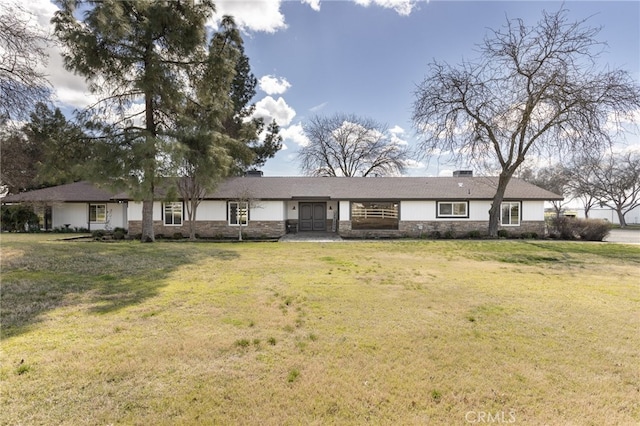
[437, 201, 468, 218]
[89, 204, 106, 222]
[501, 202, 520, 226]
[351, 201, 399, 230]
[164, 202, 182, 226]
[228, 201, 248, 226]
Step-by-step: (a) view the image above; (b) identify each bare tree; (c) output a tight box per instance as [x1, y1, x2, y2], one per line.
[520, 165, 571, 217]
[412, 8, 640, 237]
[565, 157, 600, 218]
[569, 152, 640, 227]
[229, 181, 261, 241]
[0, 2, 52, 124]
[298, 113, 410, 177]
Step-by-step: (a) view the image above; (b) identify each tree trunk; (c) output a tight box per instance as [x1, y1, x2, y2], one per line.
[188, 199, 197, 240]
[616, 208, 627, 228]
[488, 173, 512, 237]
[141, 198, 154, 242]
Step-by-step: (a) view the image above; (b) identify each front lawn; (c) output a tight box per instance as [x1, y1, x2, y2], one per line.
[1, 235, 638, 424]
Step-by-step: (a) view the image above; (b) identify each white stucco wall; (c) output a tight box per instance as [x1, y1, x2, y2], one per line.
[128, 201, 163, 221]
[53, 203, 87, 229]
[250, 201, 285, 221]
[125, 198, 548, 227]
[197, 200, 227, 220]
[51, 202, 126, 230]
[286, 201, 298, 220]
[401, 201, 435, 221]
[339, 201, 350, 221]
[522, 200, 545, 221]
[394, 200, 544, 223]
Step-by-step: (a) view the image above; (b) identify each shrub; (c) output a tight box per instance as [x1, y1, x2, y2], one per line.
[519, 232, 539, 239]
[113, 230, 126, 240]
[443, 230, 455, 239]
[92, 230, 105, 239]
[551, 217, 611, 241]
[466, 230, 482, 239]
[579, 219, 611, 241]
[1, 205, 40, 232]
[172, 232, 184, 240]
[497, 229, 509, 238]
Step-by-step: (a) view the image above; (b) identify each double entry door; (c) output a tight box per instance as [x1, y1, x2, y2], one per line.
[299, 202, 326, 231]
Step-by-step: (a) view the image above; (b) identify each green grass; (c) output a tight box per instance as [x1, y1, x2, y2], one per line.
[1, 234, 639, 424]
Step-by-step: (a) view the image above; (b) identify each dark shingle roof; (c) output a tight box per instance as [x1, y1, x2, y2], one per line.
[205, 176, 563, 201]
[5, 177, 563, 203]
[2, 181, 115, 203]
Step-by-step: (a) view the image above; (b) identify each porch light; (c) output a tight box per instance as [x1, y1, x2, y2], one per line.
[292, 205, 296, 210]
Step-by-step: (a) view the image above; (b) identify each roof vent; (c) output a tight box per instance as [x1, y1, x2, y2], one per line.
[245, 170, 263, 177]
[453, 170, 473, 177]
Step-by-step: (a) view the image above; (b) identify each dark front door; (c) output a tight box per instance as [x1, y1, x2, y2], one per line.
[299, 202, 326, 231]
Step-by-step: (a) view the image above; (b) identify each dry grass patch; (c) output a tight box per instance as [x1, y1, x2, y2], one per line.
[1, 235, 638, 424]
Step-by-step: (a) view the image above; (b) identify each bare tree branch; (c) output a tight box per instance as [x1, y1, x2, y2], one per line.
[0, 2, 52, 124]
[298, 113, 411, 177]
[412, 8, 640, 236]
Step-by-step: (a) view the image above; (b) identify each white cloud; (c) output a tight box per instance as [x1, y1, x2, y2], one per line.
[281, 122, 311, 147]
[258, 75, 291, 95]
[390, 133, 409, 146]
[353, 0, 418, 16]
[309, 102, 328, 113]
[3, 0, 95, 110]
[389, 125, 405, 135]
[252, 96, 296, 127]
[403, 159, 425, 169]
[302, 0, 321, 12]
[213, 0, 287, 33]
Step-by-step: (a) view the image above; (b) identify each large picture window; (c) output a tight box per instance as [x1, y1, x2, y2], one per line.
[228, 201, 248, 226]
[351, 201, 399, 230]
[437, 201, 468, 218]
[501, 202, 520, 226]
[89, 204, 106, 223]
[164, 202, 183, 226]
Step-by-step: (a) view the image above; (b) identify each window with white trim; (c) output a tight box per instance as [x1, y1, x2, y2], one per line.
[501, 202, 520, 226]
[89, 204, 106, 222]
[228, 201, 248, 226]
[164, 202, 183, 226]
[437, 201, 468, 218]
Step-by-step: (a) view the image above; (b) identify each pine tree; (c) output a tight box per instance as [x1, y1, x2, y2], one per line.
[53, 0, 215, 242]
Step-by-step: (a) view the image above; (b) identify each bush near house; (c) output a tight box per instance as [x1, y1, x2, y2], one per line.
[551, 217, 611, 241]
[1, 205, 39, 232]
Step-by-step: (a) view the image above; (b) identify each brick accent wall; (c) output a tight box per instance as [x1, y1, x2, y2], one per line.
[127, 220, 285, 239]
[128, 219, 546, 239]
[338, 220, 546, 238]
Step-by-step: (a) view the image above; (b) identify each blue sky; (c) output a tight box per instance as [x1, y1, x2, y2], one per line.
[11, 0, 640, 177]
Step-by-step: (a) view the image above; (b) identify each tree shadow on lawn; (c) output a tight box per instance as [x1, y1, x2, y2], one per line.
[0, 241, 239, 338]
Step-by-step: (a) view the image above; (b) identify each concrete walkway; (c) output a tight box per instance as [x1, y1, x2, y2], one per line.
[604, 229, 640, 244]
[279, 232, 344, 242]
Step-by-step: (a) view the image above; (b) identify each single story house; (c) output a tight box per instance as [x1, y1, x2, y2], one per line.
[1, 181, 127, 231]
[3, 172, 563, 238]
